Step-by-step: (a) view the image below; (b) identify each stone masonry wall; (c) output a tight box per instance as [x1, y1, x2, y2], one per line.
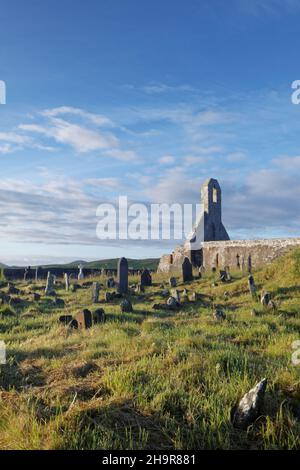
[203, 238, 300, 270]
[157, 238, 300, 273]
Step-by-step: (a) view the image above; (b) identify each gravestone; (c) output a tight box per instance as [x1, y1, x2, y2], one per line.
[106, 277, 115, 288]
[117, 257, 128, 294]
[45, 272, 55, 295]
[261, 291, 271, 307]
[93, 308, 106, 324]
[120, 298, 133, 313]
[169, 277, 177, 288]
[135, 283, 145, 294]
[171, 289, 180, 303]
[59, 315, 73, 325]
[248, 275, 257, 298]
[92, 282, 100, 303]
[35, 267, 40, 282]
[140, 269, 152, 287]
[76, 309, 92, 329]
[182, 257, 193, 282]
[233, 378, 267, 429]
[64, 273, 70, 291]
[78, 264, 84, 280]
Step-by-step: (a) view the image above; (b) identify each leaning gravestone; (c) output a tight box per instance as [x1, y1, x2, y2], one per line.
[76, 309, 92, 329]
[140, 269, 152, 287]
[45, 272, 55, 295]
[92, 282, 100, 303]
[182, 257, 193, 282]
[232, 378, 267, 429]
[117, 257, 128, 294]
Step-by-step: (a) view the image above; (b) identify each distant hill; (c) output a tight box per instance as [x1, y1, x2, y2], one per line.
[26, 258, 160, 271]
[69, 258, 160, 270]
[1, 258, 160, 271]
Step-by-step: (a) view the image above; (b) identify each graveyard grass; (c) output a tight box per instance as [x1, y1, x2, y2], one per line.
[1, 249, 300, 450]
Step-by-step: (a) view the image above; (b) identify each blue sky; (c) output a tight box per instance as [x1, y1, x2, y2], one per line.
[1, 0, 300, 265]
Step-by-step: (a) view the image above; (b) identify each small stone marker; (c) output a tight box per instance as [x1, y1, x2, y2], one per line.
[232, 378, 267, 429]
[213, 309, 226, 321]
[64, 273, 70, 291]
[45, 272, 55, 295]
[117, 257, 128, 294]
[106, 278, 115, 288]
[261, 291, 271, 307]
[59, 315, 73, 325]
[78, 264, 84, 280]
[248, 275, 257, 298]
[120, 299, 133, 313]
[93, 308, 106, 324]
[191, 292, 201, 301]
[169, 277, 177, 288]
[76, 309, 92, 329]
[161, 289, 169, 298]
[135, 283, 145, 294]
[53, 297, 65, 308]
[92, 282, 100, 303]
[182, 257, 193, 282]
[140, 269, 152, 287]
[167, 296, 180, 310]
[171, 289, 180, 303]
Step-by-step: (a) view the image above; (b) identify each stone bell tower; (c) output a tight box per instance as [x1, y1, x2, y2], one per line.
[201, 178, 229, 241]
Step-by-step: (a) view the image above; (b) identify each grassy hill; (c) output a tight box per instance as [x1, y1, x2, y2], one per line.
[1, 249, 300, 449]
[32, 258, 160, 271]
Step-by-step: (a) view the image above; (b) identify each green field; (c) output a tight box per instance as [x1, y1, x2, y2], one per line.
[0, 249, 300, 450]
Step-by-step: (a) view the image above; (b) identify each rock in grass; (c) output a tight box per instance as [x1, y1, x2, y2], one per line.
[213, 309, 226, 321]
[53, 297, 65, 308]
[261, 291, 271, 307]
[120, 299, 133, 313]
[7, 283, 20, 295]
[167, 296, 180, 310]
[191, 292, 201, 301]
[251, 309, 259, 317]
[232, 378, 267, 429]
[267, 300, 277, 312]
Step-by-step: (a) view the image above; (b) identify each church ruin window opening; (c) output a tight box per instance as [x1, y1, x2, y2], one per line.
[213, 187, 218, 203]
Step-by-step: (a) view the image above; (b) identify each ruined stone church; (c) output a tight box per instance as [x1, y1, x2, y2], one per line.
[158, 178, 300, 273]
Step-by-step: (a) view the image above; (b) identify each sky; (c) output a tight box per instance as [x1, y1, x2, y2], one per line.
[1, 0, 300, 265]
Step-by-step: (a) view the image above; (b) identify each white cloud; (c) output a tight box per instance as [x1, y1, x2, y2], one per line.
[142, 83, 195, 94]
[41, 106, 114, 127]
[272, 155, 300, 170]
[20, 118, 119, 153]
[159, 155, 175, 165]
[226, 151, 247, 162]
